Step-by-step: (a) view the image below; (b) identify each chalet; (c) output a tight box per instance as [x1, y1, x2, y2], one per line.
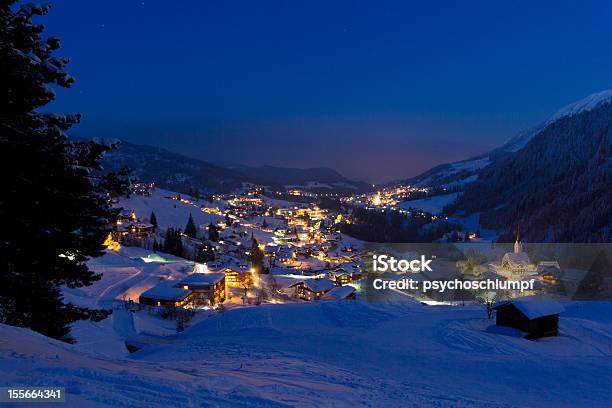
[264, 245, 278, 257]
[177, 273, 226, 305]
[296, 247, 311, 257]
[537, 261, 561, 271]
[276, 250, 297, 266]
[132, 182, 154, 196]
[139, 282, 193, 308]
[328, 269, 355, 285]
[117, 209, 137, 224]
[492, 297, 564, 340]
[321, 242, 335, 252]
[288, 278, 336, 301]
[322, 285, 356, 300]
[212, 266, 252, 288]
[132, 223, 155, 238]
[539, 267, 563, 285]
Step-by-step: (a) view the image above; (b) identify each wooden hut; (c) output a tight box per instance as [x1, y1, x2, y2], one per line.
[492, 297, 564, 340]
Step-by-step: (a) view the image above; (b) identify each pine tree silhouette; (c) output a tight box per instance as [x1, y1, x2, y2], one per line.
[184, 214, 197, 238]
[1, 3, 128, 341]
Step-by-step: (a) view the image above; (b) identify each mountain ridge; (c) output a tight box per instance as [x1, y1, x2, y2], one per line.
[404, 89, 612, 189]
[101, 140, 370, 194]
[450, 99, 612, 242]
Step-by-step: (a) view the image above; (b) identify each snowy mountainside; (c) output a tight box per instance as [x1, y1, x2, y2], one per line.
[549, 89, 612, 122]
[490, 89, 612, 156]
[451, 99, 612, 242]
[405, 89, 612, 189]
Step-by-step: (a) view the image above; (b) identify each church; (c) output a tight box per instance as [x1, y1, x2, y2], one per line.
[492, 232, 537, 278]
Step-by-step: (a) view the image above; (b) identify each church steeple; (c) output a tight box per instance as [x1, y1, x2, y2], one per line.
[514, 226, 522, 253]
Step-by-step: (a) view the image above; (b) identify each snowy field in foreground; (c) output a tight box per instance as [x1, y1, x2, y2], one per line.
[2, 298, 612, 407]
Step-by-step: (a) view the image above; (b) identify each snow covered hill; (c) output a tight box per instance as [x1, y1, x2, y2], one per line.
[398, 193, 458, 214]
[2, 299, 612, 407]
[406, 89, 612, 189]
[115, 188, 223, 230]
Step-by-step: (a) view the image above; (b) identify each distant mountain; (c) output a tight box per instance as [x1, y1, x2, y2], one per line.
[449, 96, 612, 242]
[405, 89, 612, 190]
[101, 141, 249, 193]
[101, 141, 370, 194]
[217, 163, 371, 192]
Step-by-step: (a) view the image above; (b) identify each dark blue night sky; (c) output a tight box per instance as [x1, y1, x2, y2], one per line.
[43, 0, 612, 182]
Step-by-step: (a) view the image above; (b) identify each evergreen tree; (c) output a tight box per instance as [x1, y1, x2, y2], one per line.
[262, 218, 268, 229]
[207, 222, 220, 242]
[103, 166, 131, 200]
[149, 211, 158, 230]
[163, 228, 183, 257]
[0, 2, 127, 341]
[184, 214, 197, 238]
[249, 234, 265, 274]
[194, 243, 215, 263]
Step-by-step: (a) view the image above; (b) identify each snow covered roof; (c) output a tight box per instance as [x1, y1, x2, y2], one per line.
[502, 252, 531, 266]
[323, 285, 356, 300]
[538, 268, 563, 278]
[208, 265, 238, 274]
[178, 273, 225, 286]
[493, 297, 564, 319]
[276, 251, 294, 260]
[136, 223, 154, 228]
[289, 278, 336, 293]
[140, 282, 192, 301]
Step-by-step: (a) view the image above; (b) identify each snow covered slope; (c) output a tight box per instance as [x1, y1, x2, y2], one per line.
[2, 299, 612, 407]
[116, 188, 223, 230]
[398, 193, 458, 214]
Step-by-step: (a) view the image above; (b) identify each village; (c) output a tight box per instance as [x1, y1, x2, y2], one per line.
[76, 180, 605, 350]
[79, 182, 370, 345]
